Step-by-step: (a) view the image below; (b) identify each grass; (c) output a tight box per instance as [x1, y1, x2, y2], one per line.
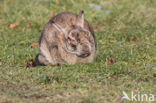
[0, 0, 156, 103]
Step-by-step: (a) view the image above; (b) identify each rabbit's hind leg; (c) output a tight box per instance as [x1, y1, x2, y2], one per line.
[38, 41, 59, 66]
[35, 53, 51, 66]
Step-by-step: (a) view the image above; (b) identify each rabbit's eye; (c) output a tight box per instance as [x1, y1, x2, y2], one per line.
[67, 37, 71, 40]
[68, 37, 77, 45]
[71, 44, 77, 50]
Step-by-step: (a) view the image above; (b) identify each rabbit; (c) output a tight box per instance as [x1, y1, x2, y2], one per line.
[36, 11, 97, 66]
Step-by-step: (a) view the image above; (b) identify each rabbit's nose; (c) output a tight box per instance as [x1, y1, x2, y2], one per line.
[77, 45, 91, 58]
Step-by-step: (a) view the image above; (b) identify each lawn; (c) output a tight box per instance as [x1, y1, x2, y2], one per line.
[0, 0, 156, 103]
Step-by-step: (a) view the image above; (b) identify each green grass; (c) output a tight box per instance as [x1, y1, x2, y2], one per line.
[0, 0, 156, 103]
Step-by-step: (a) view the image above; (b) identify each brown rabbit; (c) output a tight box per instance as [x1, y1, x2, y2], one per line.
[36, 11, 97, 66]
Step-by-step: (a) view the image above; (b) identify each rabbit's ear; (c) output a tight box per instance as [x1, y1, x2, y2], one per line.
[51, 20, 66, 36]
[77, 10, 84, 28]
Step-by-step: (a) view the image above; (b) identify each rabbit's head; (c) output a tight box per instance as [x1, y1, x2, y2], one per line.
[64, 11, 94, 58]
[65, 27, 93, 58]
[52, 11, 94, 58]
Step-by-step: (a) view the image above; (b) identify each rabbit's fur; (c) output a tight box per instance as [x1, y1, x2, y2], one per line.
[36, 11, 97, 66]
